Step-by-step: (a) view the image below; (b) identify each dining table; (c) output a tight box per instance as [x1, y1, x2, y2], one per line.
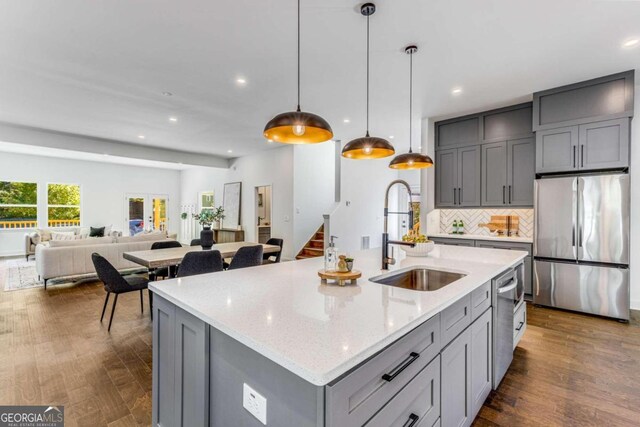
[123, 241, 281, 269]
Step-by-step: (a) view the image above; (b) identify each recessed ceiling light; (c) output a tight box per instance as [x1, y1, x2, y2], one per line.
[161, 91, 173, 97]
[169, 117, 178, 122]
[236, 77, 247, 85]
[138, 135, 145, 139]
[343, 118, 350, 123]
[227, 149, 233, 153]
[389, 135, 394, 139]
[451, 87, 463, 95]
[623, 38, 639, 48]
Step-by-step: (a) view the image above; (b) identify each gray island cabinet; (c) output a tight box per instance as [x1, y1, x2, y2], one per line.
[149, 246, 526, 427]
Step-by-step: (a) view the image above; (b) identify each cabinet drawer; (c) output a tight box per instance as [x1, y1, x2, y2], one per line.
[326, 315, 441, 427]
[475, 240, 532, 255]
[364, 356, 440, 427]
[441, 295, 471, 348]
[514, 301, 527, 349]
[430, 237, 475, 247]
[470, 281, 491, 322]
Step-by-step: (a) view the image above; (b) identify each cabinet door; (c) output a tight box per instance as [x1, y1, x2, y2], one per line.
[578, 118, 630, 171]
[481, 142, 507, 206]
[470, 309, 492, 419]
[458, 146, 481, 207]
[436, 149, 458, 208]
[507, 136, 535, 206]
[535, 126, 578, 173]
[153, 296, 176, 427]
[441, 328, 472, 427]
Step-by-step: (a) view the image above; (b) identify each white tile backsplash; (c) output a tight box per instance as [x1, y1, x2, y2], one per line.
[438, 209, 534, 238]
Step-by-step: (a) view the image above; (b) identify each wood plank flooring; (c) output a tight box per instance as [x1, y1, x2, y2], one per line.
[1, 257, 639, 426]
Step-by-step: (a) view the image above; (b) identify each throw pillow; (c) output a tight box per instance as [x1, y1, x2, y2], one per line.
[104, 224, 113, 236]
[90, 226, 105, 237]
[51, 231, 76, 241]
[36, 229, 52, 242]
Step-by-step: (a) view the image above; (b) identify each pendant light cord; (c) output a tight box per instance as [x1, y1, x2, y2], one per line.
[297, 0, 301, 111]
[409, 49, 413, 153]
[365, 13, 370, 135]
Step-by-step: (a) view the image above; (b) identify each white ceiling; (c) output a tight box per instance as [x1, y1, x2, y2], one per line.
[0, 0, 639, 159]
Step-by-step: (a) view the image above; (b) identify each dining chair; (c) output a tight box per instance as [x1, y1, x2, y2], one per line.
[150, 240, 183, 280]
[227, 245, 264, 270]
[263, 238, 284, 264]
[92, 253, 150, 332]
[177, 250, 224, 277]
[190, 238, 201, 246]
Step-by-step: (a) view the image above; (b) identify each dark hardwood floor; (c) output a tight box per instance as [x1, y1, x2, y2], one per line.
[1, 258, 639, 426]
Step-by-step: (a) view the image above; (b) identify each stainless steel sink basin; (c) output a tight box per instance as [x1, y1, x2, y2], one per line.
[370, 268, 466, 291]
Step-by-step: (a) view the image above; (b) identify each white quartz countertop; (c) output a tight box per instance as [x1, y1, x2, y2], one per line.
[428, 232, 533, 244]
[149, 245, 527, 386]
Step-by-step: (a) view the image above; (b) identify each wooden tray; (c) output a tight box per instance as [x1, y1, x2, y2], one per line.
[318, 269, 362, 286]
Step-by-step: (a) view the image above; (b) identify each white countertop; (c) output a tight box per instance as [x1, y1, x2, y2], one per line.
[149, 245, 527, 386]
[428, 232, 533, 244]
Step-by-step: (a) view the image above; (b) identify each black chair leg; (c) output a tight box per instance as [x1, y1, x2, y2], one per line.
[108, 294, 119, 332]
[140, 289, 144, 314]
[148, 289, 153, 320]
[100, 292, 111, 322]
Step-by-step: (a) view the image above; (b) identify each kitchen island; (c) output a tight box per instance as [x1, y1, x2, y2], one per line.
[150, 245, 527, 427]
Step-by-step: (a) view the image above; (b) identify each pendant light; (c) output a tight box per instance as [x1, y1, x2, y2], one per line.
[341, 3, 395, 159]
[389, 45, 434, 170]
[263, 0, 333, 144]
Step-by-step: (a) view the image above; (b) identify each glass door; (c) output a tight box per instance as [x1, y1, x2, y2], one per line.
[125, 194, 169, 235]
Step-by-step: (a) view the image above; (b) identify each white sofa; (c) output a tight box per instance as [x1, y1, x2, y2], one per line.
[35, 233, 178, 288]
[25, 226, 122, 260]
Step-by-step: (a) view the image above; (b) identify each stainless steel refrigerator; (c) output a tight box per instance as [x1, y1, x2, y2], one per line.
[533, 173, 630, 320]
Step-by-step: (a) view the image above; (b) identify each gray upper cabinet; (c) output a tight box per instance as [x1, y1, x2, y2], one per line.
[481, 142, 507, 206]
[483, 104, 533, 142]
[536, 119, 630, 173]
[578, 118, 630, 171]
[507, 137, 535, 206]
[436, 116, 480, 149]
[535, 126, 579, 173]
[458, 146, 481, 207]
[436, 149, 458, 207]
[481, 137, 534, 207]
[533, 70, 634, 131]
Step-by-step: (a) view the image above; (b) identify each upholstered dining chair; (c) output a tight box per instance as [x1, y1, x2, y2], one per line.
[190, 238, 201, 246]
[150, 240, 183, 280]
[92, 253, 150, 332]
[177, 250, 224, 278]
[227, 245, 264, 270]
[262, 238, 284, 264]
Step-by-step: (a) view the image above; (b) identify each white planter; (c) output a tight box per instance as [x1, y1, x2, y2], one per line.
[400, 241, 435, 257]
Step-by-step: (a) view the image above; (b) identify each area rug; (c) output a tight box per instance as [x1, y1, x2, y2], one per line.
[4, 258, 43, 291]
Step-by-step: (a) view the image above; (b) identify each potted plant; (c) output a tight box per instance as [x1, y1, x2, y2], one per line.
[188, 207, 225, 249]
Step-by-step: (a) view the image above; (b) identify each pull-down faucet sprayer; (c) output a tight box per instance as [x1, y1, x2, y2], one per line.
[382, 179, 416, 270]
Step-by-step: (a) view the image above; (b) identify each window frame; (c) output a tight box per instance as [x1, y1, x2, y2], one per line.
[0, 180, 39, 230]
[46, 182, 82, 228]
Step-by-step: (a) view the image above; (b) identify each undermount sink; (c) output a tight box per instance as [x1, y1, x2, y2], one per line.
[370, 267, 466, 292]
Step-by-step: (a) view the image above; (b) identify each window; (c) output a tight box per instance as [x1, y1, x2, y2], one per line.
[0, 181, 38, 229]
[47, 183, 81, 227]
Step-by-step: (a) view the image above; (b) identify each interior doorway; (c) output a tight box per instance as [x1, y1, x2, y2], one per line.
[255, 185, 272, 243]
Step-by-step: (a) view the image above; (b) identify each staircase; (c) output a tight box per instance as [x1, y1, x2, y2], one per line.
[296, 225, 325, 260]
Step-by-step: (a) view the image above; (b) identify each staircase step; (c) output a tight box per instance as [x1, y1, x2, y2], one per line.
[308, 239, 324, 248]
[302, 248, 323, 257]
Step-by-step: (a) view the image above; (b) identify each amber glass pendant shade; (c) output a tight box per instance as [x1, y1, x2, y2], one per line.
[342, 133, 395, 159]
[389, 151, 434, 169]
[263, 107, 333, 144]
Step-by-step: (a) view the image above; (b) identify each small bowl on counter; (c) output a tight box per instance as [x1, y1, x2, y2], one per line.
[400, 241, 435, 257]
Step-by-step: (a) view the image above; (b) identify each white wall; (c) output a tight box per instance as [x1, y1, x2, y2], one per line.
[293, 143, 336, 252]
[0, 152, 181, 256]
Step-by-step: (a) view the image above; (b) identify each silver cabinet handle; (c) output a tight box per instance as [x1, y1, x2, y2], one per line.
[498, 279, 518, 294]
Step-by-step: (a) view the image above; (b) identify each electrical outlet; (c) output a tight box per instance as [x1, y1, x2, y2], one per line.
[243, 383, 267, 425]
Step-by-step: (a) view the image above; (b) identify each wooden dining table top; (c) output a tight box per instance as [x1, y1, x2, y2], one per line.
[123, 242, 281, 269]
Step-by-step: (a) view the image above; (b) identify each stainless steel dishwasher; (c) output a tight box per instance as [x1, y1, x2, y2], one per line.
[492, 268, 518, 388]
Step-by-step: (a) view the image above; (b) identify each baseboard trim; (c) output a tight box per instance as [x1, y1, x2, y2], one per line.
[0, 252, 26, 259]
[631, 299, 640, 311]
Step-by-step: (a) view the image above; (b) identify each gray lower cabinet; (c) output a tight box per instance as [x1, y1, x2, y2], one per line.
[435, 147, 481, 208]
[536, 119, 630, 174]
[441, 327, 472, 427]
[470, 309, 492, 420]
[153, 295, 209, 427]
[430, 237, 475, 247]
